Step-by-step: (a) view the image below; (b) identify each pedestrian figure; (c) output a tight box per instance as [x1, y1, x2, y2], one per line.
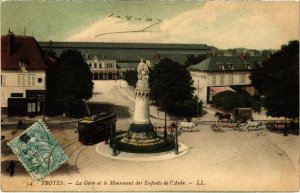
[284, 122, 289, 136]
[74, 122, 78, 133]
[17, 120, 23, 130]
[6, 160, 16, 177]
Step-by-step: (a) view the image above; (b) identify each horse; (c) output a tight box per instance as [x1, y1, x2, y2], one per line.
[246, 120, 262, 131]
[178, 121, 196, 132]
[215, 112, 231, 122]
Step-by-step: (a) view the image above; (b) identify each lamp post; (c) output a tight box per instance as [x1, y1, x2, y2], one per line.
[112, 135, 117, 156]
[43, 72, 46, 122]
[111, 126, 117, 156]
[164, 112, 167, 139]
[174, 123, 179, 155]
[196, 96, 199, 117]
[112, 137, 117, 156]
[197, 80, 200, 117]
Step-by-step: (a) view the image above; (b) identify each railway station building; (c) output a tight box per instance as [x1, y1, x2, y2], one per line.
[39, 41, 216, 79]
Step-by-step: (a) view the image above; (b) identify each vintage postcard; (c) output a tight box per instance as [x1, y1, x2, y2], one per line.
[1, 0, 299, 192]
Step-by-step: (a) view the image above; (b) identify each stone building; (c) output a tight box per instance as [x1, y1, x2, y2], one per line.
[1, 31, 46, 116]
[188, 55, 263, 104]
[86, 55, 118, 80]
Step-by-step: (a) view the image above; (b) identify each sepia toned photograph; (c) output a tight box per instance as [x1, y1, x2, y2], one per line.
[1, 0, 299, 192]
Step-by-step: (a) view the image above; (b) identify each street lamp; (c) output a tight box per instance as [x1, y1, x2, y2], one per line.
[43, 72, 47, 122]
[111, 126, 117, 156]
[197, 80, 200, 117]
[164, 112, 167, 139]
[174, 123, 179, 155]
[112, 137, 117, 156]
[196, 96, 199, 117]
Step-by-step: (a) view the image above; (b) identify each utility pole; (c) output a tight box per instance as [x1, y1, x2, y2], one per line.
[197, 80, 200, 117]
[43, 74, 46, 122]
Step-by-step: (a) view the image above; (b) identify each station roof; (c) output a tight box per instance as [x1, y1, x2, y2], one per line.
[39, 41, 215, 50]
[39, 41, 216, 64]
[188, 56, 264, 72]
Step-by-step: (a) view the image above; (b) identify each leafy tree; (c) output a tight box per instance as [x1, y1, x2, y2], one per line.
[184, 54, 207, 68]
[46, 50, 94, 117]
[212, 91, 250, 111]
[212, 91, 263, 112]
[123, 70, 138, 87]
[250, 40, 299, 119]
[149, 58, 197, 117]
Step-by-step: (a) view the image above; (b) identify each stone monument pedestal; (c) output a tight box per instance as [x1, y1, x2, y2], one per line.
[114, 59, 174, 153]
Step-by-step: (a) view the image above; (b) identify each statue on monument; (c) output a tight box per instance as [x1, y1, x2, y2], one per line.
[137, 59, 150, 81]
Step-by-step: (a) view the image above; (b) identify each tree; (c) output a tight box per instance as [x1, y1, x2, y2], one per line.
[184, 54, 207, 68]
[250, 40, 299, 119]
[46, 50, 94, 117]
[149, 58, 197, 117]
[123, 70, 138, 87]
[212, 91, 258, 111]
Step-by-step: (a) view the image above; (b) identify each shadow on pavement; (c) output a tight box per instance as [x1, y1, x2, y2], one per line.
[93, 92, 102, 95]
[267, 128, 299, 136]
[200, 109, 208, 117]
[88, 102, 131, 118]
[1, 139, 14, 157]
[1, 160, 28, 176]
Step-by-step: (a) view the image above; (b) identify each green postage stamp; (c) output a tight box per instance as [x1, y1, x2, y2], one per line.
[7, 120, 68, 181]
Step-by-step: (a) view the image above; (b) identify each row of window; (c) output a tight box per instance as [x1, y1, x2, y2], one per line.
[211, 74, 246, 85]
[17, 74, 43, 86]
[1, 74, 43, 87]
[88, 62, 116, 69]
[218, 64, 251, 70]
[28, 102, 41, 113]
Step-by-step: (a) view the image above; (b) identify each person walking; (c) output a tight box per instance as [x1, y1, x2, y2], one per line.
[7, 160, 16, 177]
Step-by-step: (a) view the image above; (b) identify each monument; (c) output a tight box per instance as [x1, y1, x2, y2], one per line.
[115, 59, 174, 153]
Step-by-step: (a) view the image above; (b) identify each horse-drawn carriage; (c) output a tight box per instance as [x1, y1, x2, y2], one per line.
[215, 108, 253, 123]
[213, 108, 262, 132]
[233, 108, 253, 123]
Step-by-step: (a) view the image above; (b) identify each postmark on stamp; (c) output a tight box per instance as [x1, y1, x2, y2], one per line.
[7, 120, 68, 181]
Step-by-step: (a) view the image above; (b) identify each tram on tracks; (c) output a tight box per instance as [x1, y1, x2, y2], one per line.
[77, 112, 117, 145]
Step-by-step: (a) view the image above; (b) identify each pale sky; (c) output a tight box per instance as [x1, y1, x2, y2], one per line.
[1, 1, 299, 49]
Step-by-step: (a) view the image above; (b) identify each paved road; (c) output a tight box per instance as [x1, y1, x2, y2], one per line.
[1, 80, 299, 192]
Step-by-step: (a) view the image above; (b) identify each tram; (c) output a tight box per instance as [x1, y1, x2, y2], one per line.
[77, 112, 117, 145]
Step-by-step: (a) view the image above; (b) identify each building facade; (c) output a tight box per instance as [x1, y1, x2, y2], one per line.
[1, 32, 46, 116]
[188, 56, 262, 104]
[86, 55, 118, 80]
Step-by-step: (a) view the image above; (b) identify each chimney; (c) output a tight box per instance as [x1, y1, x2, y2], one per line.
[7, 29, 15, 56]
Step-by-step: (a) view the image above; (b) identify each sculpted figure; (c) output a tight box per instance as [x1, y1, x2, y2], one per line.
[137, 60, 149, 80]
